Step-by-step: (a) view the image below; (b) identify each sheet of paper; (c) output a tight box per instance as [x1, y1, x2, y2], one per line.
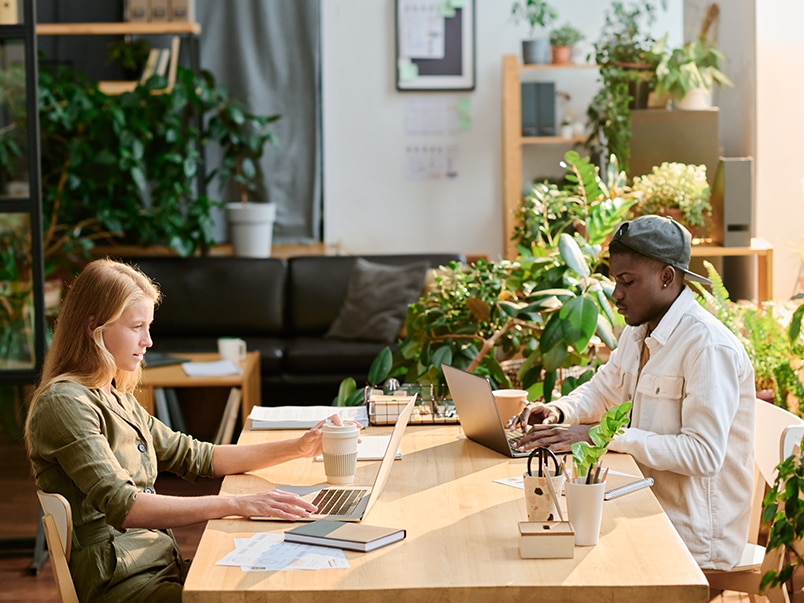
[249, 405, 368, 429]
[314, 435, 401, 462]
[217, 533, 348, 571]
[181, 359, 242, 377]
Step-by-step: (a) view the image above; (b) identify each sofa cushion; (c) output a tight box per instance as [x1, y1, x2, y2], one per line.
[286, 254, 466, 335]
[324, 258, 428, 342]
[281, 337, 391, 375]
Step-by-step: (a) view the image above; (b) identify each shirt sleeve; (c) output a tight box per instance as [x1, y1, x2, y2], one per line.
[126, 396, 216, 481]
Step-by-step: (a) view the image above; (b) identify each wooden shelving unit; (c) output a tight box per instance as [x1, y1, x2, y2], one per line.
[36, 21, 201, 95]
[501, 54, 598, 259]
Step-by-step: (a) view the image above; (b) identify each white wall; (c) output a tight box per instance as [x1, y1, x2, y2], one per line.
[322, 1, 681, 261]
[756, 1, 804, 299]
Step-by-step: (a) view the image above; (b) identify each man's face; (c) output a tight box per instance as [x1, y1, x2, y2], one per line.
[609, 252, 671, 328]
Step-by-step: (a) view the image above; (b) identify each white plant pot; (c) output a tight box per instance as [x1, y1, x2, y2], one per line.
[225, 202, 276, 258]
[675, 87, 713, 110]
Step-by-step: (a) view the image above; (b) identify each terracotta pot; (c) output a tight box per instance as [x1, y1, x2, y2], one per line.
[657, 208, 697, 240]
[551, 46, 571, 65]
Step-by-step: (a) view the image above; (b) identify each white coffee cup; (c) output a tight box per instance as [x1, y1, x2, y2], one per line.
[218, 337, 246, 363]
[321, 422, 360, 485]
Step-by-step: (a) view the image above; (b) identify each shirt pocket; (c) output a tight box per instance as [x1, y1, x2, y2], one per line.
[637, 373, 685, 399]
[635, 374, 685, 433]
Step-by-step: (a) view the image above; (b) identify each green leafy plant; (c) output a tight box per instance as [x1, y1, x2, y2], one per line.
[361, 151, 632, 404]
[204, 78, 281, 204]
[107, 38, 152, 79]
[632, 162, 712, 228]
[693, 262, 804, 413]
[549, 24, 584, 47]
[584, 1, 665, 171]
[334, 347, 393, 407]
[570, 401, 632, 478]
[511, 0, 557, 39]
[761, 439, 804, 593]
[32, 63, 282, 269]
[653, 34, 733, 103]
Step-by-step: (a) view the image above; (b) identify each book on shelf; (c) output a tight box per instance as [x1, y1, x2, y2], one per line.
[154, 48, 171, 78]
[139, 48, 160, 84]
[284, 520, 406, 552]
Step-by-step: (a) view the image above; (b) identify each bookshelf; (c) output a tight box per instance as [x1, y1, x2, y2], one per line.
[501, 54, 597, 259]
[35, 21, 201, 95]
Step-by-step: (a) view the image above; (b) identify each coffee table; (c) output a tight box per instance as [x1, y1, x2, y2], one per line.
[135, 351, 261, 427]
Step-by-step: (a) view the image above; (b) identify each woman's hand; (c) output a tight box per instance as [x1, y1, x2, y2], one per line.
[296, 414, 364, 458]
[236, 490, 318, 520]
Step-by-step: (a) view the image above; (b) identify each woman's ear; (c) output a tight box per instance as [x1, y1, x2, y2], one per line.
[86, 316, 96, 337]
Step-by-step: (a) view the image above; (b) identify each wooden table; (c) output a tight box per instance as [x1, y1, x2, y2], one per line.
[182, 424, 709, 602]
[135, 351, 261, 425]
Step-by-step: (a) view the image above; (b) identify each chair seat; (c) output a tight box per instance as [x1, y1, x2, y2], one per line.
[732, 542, 766, 571]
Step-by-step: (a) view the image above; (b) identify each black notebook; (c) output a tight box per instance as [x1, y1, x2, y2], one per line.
[284, 520, 406, 552]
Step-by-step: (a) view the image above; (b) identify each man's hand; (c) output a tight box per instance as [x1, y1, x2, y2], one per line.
[513, 423, 593, 453]
[506, 402, 561, 431]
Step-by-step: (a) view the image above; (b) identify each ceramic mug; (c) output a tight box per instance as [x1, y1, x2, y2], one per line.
[218, 337, 247, 363]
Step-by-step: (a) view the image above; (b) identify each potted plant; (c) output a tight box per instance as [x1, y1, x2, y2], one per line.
[565, 401, 632, 545]
[653, 34, 733, 110]
[584, 1, 664, 172]
[631, 162, 712, 235]
[343, 152, 633, 409]
[653, 3, 733, 110]
[511, 0, 557, 65]
[549, 24, 584, 65]
[106, 38, 152, 80]
[203, 73, 282, 258]
[569, 401, 632, 480]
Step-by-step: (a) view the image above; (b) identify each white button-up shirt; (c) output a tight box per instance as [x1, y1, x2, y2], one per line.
[552, 287, 755, 570]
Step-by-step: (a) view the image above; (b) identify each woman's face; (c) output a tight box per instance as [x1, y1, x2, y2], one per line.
[102, 298, 154, 373]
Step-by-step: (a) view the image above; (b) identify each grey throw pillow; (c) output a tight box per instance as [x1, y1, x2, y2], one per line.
[325, 258, 429, 342]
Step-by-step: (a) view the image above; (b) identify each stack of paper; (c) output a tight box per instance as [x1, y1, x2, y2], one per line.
[216, 533, 348, 571]
[181, 360, 242, 377]
[249, 405, 369, 430]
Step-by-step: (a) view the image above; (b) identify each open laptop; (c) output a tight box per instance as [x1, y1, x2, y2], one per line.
[442, 364, 534, 458]
[252, 397, 415, 522]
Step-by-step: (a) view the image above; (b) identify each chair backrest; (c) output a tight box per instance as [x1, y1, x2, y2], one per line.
[37, 490, 79, 603]
[748, 399, 804, 544]
[781, 424, 804, 462]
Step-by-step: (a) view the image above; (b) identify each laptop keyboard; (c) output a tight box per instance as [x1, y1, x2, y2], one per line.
[506, 427, 525, 449]
[312, 488, 369, 516]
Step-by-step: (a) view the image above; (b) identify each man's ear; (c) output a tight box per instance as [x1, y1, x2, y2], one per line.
[661, 265, 677, 289]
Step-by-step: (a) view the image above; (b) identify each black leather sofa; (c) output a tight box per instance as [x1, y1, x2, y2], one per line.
[131, 254, 464, 406]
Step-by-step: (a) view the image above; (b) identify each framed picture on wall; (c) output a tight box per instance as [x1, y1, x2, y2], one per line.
[395, 0, 475, 91]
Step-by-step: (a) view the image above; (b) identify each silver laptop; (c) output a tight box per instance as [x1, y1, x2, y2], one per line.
[253, 397, 415, 522]
[442, 364, 532, 458]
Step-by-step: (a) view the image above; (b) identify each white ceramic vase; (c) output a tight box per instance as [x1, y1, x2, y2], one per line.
[225, 202, 276, 258]
[675, 87, 713, 110]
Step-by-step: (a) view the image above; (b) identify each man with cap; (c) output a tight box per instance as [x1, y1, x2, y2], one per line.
[511, 215, 755, 570]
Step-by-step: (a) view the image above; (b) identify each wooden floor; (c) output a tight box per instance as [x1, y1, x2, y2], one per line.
[0, 432, 781, 602]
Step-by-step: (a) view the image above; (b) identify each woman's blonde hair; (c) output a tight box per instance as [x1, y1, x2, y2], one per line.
[30, 258, 161, 402]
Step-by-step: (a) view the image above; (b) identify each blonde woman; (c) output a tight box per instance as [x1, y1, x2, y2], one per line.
[26, 258, 338, 602]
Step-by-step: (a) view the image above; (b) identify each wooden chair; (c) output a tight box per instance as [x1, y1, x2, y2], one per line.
[705, 398, 804, 602]
[36, 490, 79, 603]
